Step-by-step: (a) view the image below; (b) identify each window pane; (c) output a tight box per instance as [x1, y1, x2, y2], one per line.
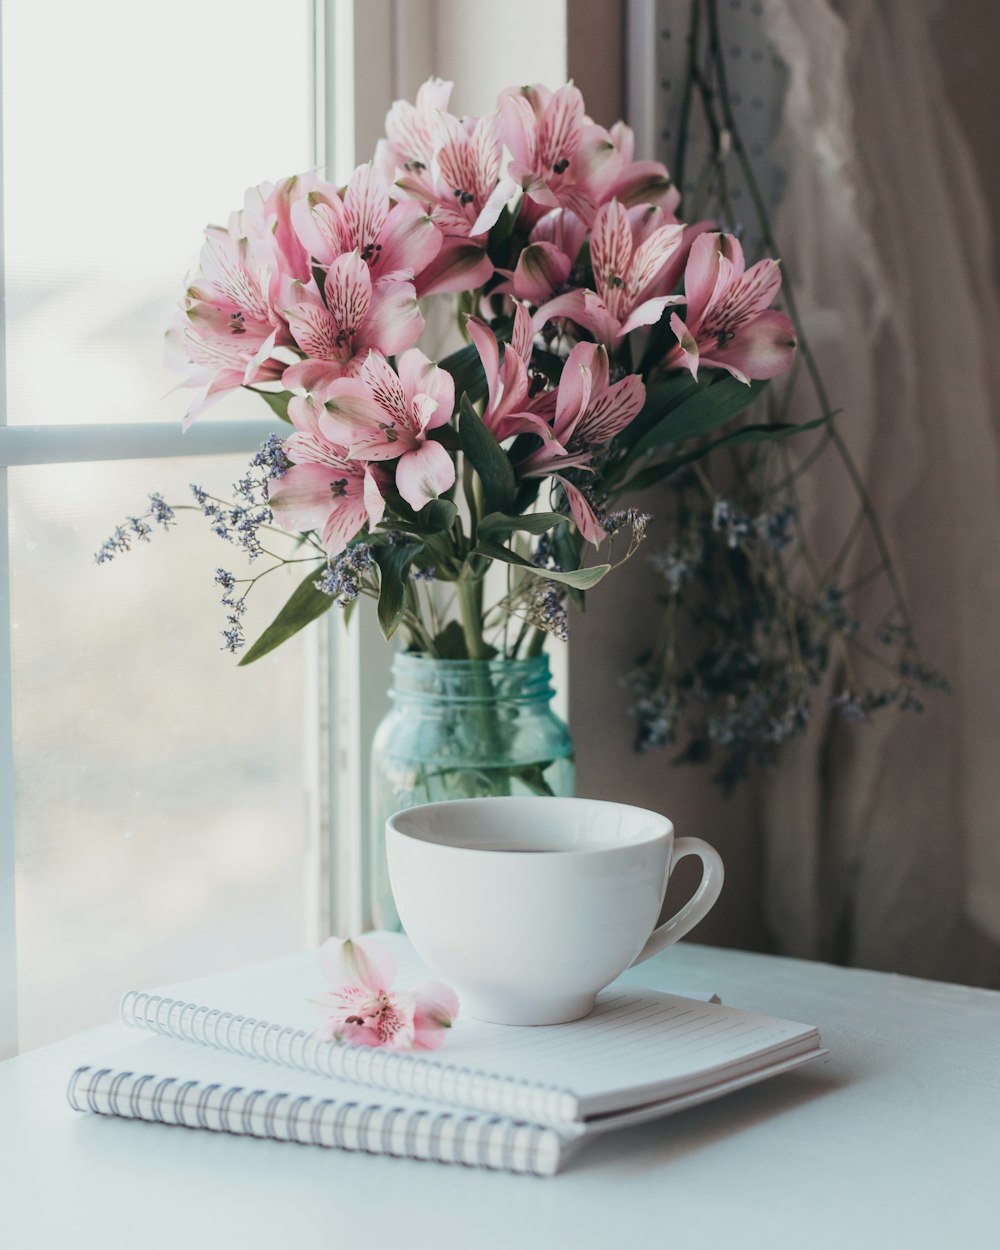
[2, 0, 312, 425]
[10, 457, 311, 1049]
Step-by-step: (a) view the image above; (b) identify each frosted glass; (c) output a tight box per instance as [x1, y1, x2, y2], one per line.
[2, 0, 312, 425]
[10, 457, 312, 1049]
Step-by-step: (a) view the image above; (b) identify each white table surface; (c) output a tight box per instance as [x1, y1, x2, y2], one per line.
[2, 941, 998, 1250]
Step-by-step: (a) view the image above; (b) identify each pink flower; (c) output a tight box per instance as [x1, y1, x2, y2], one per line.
[533, 199, 685, 348]
[666, 232, 797, 383]
[579, 120, 678, 219]
[169, 221, 288, 426]
[280, 251, 424, 392]
[320, 349, 456, 512]
[466, 303, 559, 444]
[497, 87, 676, 229]
[377, 78, 499, 294]
[506, 207, 588, 305]
[314, 935, 459, 1051]
[520, 342, 646, 544]
[497, 82, 594, 226]
[243, 173, 320, 284]
[267, 394, 386, 557]
[290, 164, 441, 286]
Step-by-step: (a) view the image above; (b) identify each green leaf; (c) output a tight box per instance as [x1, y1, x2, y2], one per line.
[474, 539, 611, 588]
[440, 343, 488, 407]
[418, 498, 458, 533]
[612, 373, 702, 453]
[458, 395, 516, 515]
[620, 414, 832, 493]
[238, 566, 332, 665]
[477, 511, 567, 543]
[431, 620, 470, 659]
[379, 498, 457, 538]
[249, 388, 294, 424]
[427, 425, 462, 451]
[627, 375, 769, 462]
[372, 543, 425, 640]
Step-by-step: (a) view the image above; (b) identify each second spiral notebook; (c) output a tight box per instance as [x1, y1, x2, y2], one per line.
[68, 932, 825, 1175]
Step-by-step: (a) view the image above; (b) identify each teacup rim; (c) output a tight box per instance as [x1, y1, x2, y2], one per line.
[386, 795, 675, 858]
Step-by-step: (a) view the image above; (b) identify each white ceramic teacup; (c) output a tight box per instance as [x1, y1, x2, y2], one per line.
[386, 796, 724, 1026]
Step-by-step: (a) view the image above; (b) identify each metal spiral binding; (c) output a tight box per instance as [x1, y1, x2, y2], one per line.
[119, 990, 578, 1126]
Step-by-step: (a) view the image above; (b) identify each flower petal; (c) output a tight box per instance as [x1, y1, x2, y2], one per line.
[628, 222, 685, 300]
[699, 310, 797, 382]
[291, 188, 347, 267]
[395, 439, 456, 511]
[512, 241, 571, 305]
[509, 302, 535, 366]
[590, 199, 633, 301]
[466, 316, 501, 411]
[267, 463, 361, 550]
[364, 466, 387, 526]
[283, 298, 344, 363]
[319, 935, 396, 993]
[682, 232, 726, 329]
[669, 311, 700, 379]
[533, 289, 619, 348]
[359, 352, 407, 422]
[619, 294, 682, 338]
[415, 239, 494, 297]
[355, 280, 424, 357]
[411, 981, 460, 1050]
[344, 163, 389, 255]
[556, 475, 606, 546]
[324, 251, 373, 337]
[577, 372, 646, 444]
[397, 349, 455, 429]
[553, 342, 597, 442]
[373, 201, 442, 283]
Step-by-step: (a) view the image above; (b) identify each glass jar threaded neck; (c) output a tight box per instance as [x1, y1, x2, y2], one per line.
[389, 653, 556, 706]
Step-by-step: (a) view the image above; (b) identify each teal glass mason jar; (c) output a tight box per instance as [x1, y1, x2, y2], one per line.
[369, 653, 575, 929]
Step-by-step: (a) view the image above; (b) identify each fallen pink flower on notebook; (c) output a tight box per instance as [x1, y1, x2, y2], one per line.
[313, 935, 459, 1051]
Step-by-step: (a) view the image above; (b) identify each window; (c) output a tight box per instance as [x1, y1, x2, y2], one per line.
[1, 0, 570, 1057]
[1, 0, 323, 1054]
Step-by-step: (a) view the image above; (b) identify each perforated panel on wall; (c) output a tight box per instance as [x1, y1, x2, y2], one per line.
[651, 0, 788, 259]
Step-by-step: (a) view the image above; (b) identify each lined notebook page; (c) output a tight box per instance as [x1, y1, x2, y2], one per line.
[122, 934, 818, 1120]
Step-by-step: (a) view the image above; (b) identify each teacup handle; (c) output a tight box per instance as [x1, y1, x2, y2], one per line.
[629, 837, 725, 967]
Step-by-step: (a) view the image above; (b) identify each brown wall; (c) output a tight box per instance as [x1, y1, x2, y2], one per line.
[937, 0, 1000, 293]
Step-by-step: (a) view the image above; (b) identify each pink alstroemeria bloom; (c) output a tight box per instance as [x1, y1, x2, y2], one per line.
[320, 349, 456, 512]
[666, 233, 797, 384]
[497, 87, 677, 230]
[313, 935, 459, 1051]
[280, 251, 424, 392]
[243, 173, 320, 284]
[169, 222, 288, 426]
[290, 164, 441, 287]
[377, 78, 498, 294]
[521, 342, 646, 545]
[267, 393, 386, 557]
[506, 207, 588, 306]
[534, 199, 685, 349]
[579, 120, 678, 219]
[466, 303, 559, 444]
[497, 82, 595, 227]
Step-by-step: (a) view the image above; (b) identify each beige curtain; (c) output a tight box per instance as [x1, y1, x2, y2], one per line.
[759, 0, 1000, 984]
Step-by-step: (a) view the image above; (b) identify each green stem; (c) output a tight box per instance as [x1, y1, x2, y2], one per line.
[457, 577, 488, 659]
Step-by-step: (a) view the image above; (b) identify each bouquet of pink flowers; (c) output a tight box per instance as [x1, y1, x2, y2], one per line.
[119, 78, 796, 664]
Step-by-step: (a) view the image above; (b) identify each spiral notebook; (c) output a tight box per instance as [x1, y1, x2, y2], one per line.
[67, 933, 825, 1175]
